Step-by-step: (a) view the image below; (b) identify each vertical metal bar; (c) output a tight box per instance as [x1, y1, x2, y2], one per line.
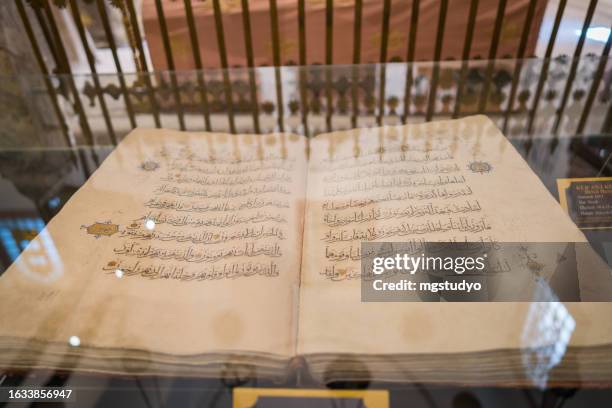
[477, 0, 506, 113]
[602, 104, 612, 134]
[402, 0, 420, 122]
[502, 0, 538, 133]
[299, 67, 310, 137]
[351, 0, 363, 128]
[325, 0, 334, 66]
[32, 7, 63, 73]
[378, 0, 391, 64]
[325, 0, 334, 131]
[241, 0, 261, 133]
[298, 0, 307, 66]
[552, 0, 598, 134]
[125, 0, 161, 127]
[269, 0, 282, 67]
[41, 1, 95, 151]
[16, 0, 72, 148]
[269, 0, 285, 132]
[154, 0, 185, 130]
[352, 0, 362, 65]
[183, 0, 212, 131]
[119, 2, 143, 78]
[452, 0, 479, 118]
[97, 0, 136, 129]
[298, 0, 309, 135]
[515, 0, 538, 58]
[211, 0, 230, 74]
[527, 0, 566, 134]
[27, 2, 93, 176]
[425, 0, 448, 122]
[69, 0, 117, 145]
[212, 0, 236, 133]
[377, 0, 392, 125]
[577, 26, 612, 134]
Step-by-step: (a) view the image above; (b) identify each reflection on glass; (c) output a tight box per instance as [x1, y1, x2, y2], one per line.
[3, 218, 64, 284]
[521, 279, 575, 388]
[0, 218, 45, 262]
[68, 335, 81, 347]
[145, 219, 156, 230]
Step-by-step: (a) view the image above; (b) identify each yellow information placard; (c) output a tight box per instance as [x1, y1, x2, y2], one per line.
[233, 388, 389, 408]
[557, 177, 612, 230]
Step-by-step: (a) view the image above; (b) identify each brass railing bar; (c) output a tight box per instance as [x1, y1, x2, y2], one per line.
[41, 1, 95, 153]
[97, 0, 137, 129]
[298, 0, 307, 65]
[125, 0, 161, 127]
[351, 0, 363, 128]
[552, 0, 598, 134]
[402, 0, 420, 123]
[183, 0, 212, 131]
[379, 0, 391, 64]
[377, 0, 391, 125]
[16, 0, 73, 149]
[325, 0, 333, 66]
[452, 0, 479, 118]
[270, 0, 285, 132]
[325, 0, 334, 131]
[502, 0, 538, 133]
[527, 0, 567, 134]
[577, 35, 611, 134]
[32, 7, 63, 73]
[154, 0, 186, 130]
[241, 0, 261, 133]
[352, 0, 362, 65]
[69, 0, 117, 145]
[602, 104, 612, 134]
[426, 0, 449, 122]
[298, 0, 309, 135]
[477, 0, 507, 113]
[212, 0, 236, 133]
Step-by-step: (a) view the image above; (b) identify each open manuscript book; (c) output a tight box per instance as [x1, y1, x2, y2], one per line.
[1, 115, 612, 386]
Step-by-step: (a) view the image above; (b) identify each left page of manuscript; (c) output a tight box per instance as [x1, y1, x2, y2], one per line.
[0, 129, 307, 370]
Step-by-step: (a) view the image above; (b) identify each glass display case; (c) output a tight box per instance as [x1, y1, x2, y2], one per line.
[1, 59, 612, 407]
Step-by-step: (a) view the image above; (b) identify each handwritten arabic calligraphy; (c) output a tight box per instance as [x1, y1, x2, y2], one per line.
[97, 139, 300, 282]
[311, 134, 501, 281]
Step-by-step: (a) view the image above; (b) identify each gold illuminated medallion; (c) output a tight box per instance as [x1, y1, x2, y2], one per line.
[468, 160, 492, 174]
[140, 160, 160, 171]
[81, 221, 119, 238]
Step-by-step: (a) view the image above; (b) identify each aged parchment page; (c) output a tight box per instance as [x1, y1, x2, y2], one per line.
[0, 129, 306, 375]
[298, 116, 612, 364]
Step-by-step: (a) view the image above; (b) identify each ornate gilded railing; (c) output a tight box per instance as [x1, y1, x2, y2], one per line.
[9, 0, 612, 148]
